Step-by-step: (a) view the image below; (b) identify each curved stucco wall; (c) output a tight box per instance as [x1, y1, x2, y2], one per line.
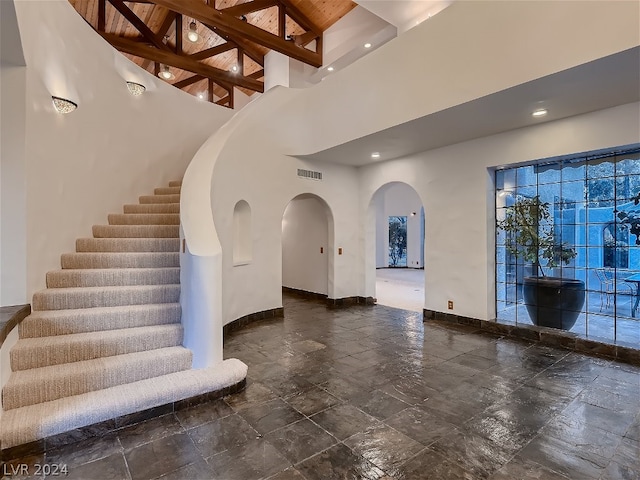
[178, 0, 639, 366]
[9, 0, 233, 301]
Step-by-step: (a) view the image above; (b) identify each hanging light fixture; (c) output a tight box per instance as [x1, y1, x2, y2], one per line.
[158, 65, 175, 81]
[126, 81, 146, 96]
[186, 20, 200, 43]
[52, 96, 77, 114]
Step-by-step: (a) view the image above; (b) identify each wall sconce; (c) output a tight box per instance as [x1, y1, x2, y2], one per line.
[126, 81, 146, 96]
[52, 96, 77, 114]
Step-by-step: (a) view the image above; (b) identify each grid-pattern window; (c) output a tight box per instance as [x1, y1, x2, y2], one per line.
[495, 148, 640, 345]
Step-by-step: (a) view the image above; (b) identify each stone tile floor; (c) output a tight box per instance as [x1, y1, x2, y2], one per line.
[4, 293, 639, 479]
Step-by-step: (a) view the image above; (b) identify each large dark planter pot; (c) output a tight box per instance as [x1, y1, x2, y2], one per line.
[523, 277, 585, 330]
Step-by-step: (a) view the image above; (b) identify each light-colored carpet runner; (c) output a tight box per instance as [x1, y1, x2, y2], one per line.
[1, 181, 247, 450]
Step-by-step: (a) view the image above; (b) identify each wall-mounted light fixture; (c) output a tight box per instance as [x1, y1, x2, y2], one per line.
[158, 64, 175, 81]
[126, 81, 146, 96]
[52, 96, 77, 114]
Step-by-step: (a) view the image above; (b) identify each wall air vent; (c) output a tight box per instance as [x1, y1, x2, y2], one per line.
[297, 169, 322, 181]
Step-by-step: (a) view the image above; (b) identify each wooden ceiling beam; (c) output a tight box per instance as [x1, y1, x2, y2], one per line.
[147, 0, 322, 67]
[175, 14, 182, 54]
[221, 0, 279, 17]
[100, 33, 264, 92]
[98, 0, 106, 31]
[107, 0, 170, 51]
[247, 69, 265, 80]
[189, 42, 236, 61]
[157, 11, 178, 38]
[206, 27, 264, 67]
[278, 0, 322, 36]
[292, 31, 318, 47]
[172, 74, 205, 89]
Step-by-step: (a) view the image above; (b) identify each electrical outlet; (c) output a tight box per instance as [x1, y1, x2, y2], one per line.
[448, 300, 454, 310]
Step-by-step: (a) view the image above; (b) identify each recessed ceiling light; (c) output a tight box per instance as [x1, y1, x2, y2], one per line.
[371, 152, 381, 159]
[327, 66, 334, 72]
[532, 109, 548, 117]
[198, 93, 204, 99]
[364, 43, 372, 49]
[231, 65, 239, 73]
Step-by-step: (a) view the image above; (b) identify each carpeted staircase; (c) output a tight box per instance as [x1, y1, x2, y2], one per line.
[0, 181, 246, 451]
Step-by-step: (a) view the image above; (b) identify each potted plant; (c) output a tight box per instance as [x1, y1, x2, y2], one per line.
[498, 195, 584, 330]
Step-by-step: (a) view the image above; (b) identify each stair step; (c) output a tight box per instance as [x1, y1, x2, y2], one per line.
[46, 268, 180, 288]
[10, 324, 184, 370]
[168, 180, 182, 187]
[60, 252, 179, 269]
[107, 213, 180, 226]
[3, 347, 192, 410]
[32, 285, 180, 311]
[76, 238, 180, 253]
[19, 303, 181, 338]
[0, 359, 247, 449]
[92, 224, 179, 238]
[123, 203, 180, 214]
[139, 194, 180, 204]
[154, 187, 181, 195]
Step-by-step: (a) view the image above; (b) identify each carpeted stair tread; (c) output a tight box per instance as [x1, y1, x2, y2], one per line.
[46, 268, 180, 288]
[10, 324, 184, 370]
[168, 180, 182, 187]
[3, 347, 193, 410]
[92, 224, 179, 238]
[154, 187, 181, 195]
[60, 252, 179, 269]
[32, 284, 180, 310]
[107, 213, 180, 226]
[0, 359, 247, 449]
[123, 203, 180, 214]
[19, 304, 181, 338]
[139, 194, 180, 204]
[76, 238, 180, 253]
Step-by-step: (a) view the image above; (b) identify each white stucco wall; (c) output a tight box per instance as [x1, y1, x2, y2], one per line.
[360, 102, 640, 320]
[282, 196, 331, 295]
[11, 0, 234, 300]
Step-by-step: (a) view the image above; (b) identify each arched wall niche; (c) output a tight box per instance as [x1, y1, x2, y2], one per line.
[232, 200, 252, 265]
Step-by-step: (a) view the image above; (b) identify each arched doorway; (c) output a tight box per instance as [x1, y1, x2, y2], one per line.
[369, 182, 425, 312]
[281, 194, 334, 299]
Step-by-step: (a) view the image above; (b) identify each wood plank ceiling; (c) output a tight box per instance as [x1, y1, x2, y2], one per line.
[69, 0, 356, 108]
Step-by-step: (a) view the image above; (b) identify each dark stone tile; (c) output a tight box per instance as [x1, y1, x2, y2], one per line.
[562, 400, 637, 436]
[117, 414, 184, 451]
[624, 414, 640, 442]
[284, 386, 342, 416]
[449, 352, 498, 371]
[517, 434, 606, 479]
[377, 376, 439, 406]
[154, 457, 215, 480]
[265, 467, 306, 480]
[125, 433, 201, 480]
[310, 403, 379, 440]
[174, 399, 235, 430]
[350, 389, 410, 420]
[577, 386, 639, 414]
[207, 438, 290, 480]
[609, 437, 639, 472]
[296, 443, 385, 480]
[62, 452, 129, 480]
[237, 399, 304, 435]
[44, 420, 116, 451]
[601, 460, 640, 480]
[489, 457, 571, 479]
[188, 414, 259, 458]
[224, 381, 277, 409]
[260, 374, 315, 397]
[319, 375, 373, 401]
[392, 447, 476, 480]
[1, 440, 45, 464]
[385, 407, 459, 447]
[290, 339, 326, 354]
[418, 392, 482, 427]
[265, 419, 337, 464]
[45, 432, 122, 470]
[1, 452, 45, 479]
[343, 423, 423, 476]
[429, 428, 512, 478]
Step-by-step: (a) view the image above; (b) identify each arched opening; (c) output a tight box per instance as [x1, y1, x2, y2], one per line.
[369, 182, 425, 312]
[281, 194, 333, 298]
[232, 200, 252, 265]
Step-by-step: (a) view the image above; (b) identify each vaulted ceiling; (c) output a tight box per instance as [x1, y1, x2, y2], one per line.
[69, 0, 356, 107]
